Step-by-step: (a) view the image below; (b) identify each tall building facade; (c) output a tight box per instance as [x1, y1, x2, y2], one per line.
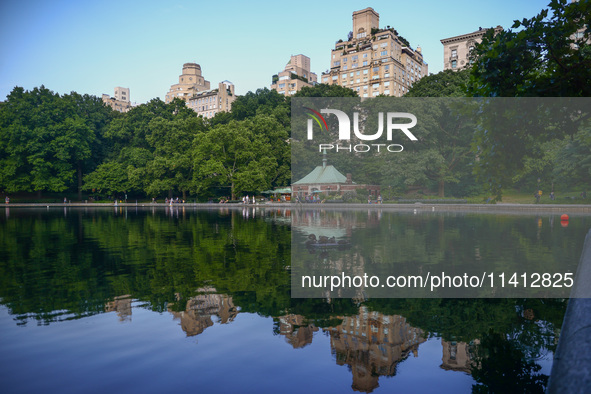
[440, 26, 502, 71]
[271, 54, 318, 96]
[321, 8, 428, 97]
[102, 87, 131, 113]
[165, 62, 211, 103]
[166, 63, 236, 118]
[114, 86, 129, 102]
[186, 81, 236, 119]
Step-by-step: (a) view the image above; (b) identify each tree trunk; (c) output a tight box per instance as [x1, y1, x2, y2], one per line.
[231, 182, 235, 201]
[168, 189, 173, 199]
[182, 190, 187, 201]
[77, 163, 83, 201]
[438, 180, 445, 198]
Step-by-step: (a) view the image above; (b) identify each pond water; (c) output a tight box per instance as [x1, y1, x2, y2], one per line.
[1, 206, 589, 393]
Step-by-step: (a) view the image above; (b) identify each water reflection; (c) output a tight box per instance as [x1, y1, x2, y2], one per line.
[169, 289, 237, 337]
[291, 209, 587, 298]
[98, 292, 478, 393]
[327, 307, 426, 392]
[105, 295, 132, 322]
[0, 207, 587, 392]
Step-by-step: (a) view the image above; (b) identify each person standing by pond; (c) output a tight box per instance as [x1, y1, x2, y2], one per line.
[5, 196, 8, 204]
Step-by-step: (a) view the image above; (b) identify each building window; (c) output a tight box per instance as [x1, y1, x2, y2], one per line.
[381, 51, 388, 56]
[333, 61, 340, 66]
[372, 67, 379, 73]
[352, 55, 358, 61]
[343, 57, 347, 62]
[363, 69, 368, 74]
[363, 61, 368, 66]
[451, 60, 457, 68]
[343, 65, 348, 70]
[451, 49, 457, 58]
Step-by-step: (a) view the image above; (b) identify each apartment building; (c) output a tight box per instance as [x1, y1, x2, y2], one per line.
[271, 54, 318, 96]
[440, 26, 502, 71]
[186, 81, 236, 119]
[165, 62, 211, 103]
[102, 86, 131, 113]
[321, 8, 428, 97]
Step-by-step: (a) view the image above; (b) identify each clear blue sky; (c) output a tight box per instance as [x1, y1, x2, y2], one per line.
[0, 0, 549, 104]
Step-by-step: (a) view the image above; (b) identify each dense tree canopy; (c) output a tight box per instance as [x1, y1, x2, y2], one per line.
[406, 69, 470, 98]
[0, 86, 111, 198]
[468, 0, 591, 98]
[466, 0, 591, 199]
[0, 87, 291, 201]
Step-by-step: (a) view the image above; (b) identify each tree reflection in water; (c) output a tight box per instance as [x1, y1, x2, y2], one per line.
[0, 206, 583, 392]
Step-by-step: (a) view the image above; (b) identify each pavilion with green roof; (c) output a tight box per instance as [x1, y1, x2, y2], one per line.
[291, 151, 380, 198]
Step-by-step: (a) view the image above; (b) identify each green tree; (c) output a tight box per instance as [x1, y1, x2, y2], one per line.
[144, 116, 206, 200]
[293, 83, 359, 98]
[0, 86, 112, 198]
[404, 73, 477, 197]
[192, 114, 287, 200]
[406, 69, 470, 98]
[83, 98, 200, 199]
[466, 0, 591, 199]
[468, 0, 591, 97]
[229, 88, 288, 121]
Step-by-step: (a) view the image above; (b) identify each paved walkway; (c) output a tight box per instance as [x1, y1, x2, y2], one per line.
[3, 202, 591, 213]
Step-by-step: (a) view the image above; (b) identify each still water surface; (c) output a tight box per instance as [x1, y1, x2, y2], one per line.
[1, 206, 589, 393]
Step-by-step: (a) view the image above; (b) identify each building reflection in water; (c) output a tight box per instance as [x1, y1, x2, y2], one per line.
[276, 314, 319, 349]
[326, 306, 426, 393]
[105, 295, 132, 322]
[168, 288, 238, 337]
[441, 339, 478, 373]
[104, 290, 477, 392]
